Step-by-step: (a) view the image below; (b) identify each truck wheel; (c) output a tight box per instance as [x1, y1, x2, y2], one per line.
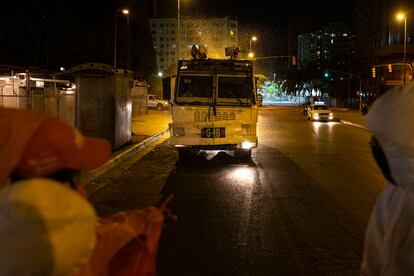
[178, 148, 195, 160]
[234, 149, 251, 160]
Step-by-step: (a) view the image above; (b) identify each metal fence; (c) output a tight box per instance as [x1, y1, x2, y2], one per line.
[0, 84, 76, 126]
[0, 75, 149, 129]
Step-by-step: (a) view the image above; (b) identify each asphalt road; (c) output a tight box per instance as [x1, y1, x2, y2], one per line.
[88, 106, 384, 275]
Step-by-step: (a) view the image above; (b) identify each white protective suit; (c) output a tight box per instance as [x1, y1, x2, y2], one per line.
[361, 83, 414, 275]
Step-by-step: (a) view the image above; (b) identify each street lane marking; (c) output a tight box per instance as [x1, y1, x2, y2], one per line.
[340, 120, 368, 131]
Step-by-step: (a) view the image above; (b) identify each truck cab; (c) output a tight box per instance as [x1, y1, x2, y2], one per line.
[163, 47, 259, 159]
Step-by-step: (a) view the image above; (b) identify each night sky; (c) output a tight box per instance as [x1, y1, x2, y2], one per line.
[175, 0, 353, 24]
[0, 0, 354, 75]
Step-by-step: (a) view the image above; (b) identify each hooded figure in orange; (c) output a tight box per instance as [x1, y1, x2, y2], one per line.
[0, 107, 50, 186]
[0, 107, 165, 276]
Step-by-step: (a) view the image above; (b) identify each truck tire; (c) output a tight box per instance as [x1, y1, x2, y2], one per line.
[178, 148, 196, 160]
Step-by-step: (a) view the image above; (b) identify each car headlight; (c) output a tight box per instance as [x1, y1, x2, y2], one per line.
[313, 113, 319, 118]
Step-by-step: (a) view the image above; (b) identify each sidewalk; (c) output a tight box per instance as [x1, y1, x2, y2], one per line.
[131, 109, 172, 144]
[85, 109, 172, 183]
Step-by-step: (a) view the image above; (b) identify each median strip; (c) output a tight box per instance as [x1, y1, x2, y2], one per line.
[340, 120, 368, 131]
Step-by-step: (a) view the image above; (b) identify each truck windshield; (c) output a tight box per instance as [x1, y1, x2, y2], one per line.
[217, 76, 254, 105]
[175, 74, 254, 106]
[177, 76, 213, 100]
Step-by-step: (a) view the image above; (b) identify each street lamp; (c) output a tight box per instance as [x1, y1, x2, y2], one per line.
[114, 8, 129, 68]
[396, 12, 407, 85]
[177, 0, 180, 60]
[249, 36, 257, 52]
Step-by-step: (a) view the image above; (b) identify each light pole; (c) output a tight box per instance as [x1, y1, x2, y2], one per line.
[177, 0, 180, 60]
[114, 8, 129, 68]
[249, 36, 257, 52]
[396, 12, 407, 85]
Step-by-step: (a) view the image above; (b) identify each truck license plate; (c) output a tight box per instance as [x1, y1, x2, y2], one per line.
[201, 127, 225, 138]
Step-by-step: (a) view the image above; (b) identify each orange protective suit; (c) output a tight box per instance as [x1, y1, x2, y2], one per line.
[78, 207, 164, 276]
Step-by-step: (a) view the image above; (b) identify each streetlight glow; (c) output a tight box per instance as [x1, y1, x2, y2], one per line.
[122, 9, 129, 15]
[396, 12, 405, 21]
[248, 52, 254, 59]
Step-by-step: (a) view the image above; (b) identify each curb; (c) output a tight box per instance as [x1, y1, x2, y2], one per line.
[340, 120, 368, 131]
[86, 128, 170, 184]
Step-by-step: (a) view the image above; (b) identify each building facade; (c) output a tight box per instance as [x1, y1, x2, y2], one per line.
[297, 33, 316, 69]
[354, 0, 413, 94]
[297, 24, 355, 71]
[150, 16, 238, 73]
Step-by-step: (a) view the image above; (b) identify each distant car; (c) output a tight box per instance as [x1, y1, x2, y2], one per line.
[307, 103, 334, 121]
[147, 94, 169, 110]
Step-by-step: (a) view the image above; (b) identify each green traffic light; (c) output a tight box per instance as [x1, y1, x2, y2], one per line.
[324, 72, 329, 78]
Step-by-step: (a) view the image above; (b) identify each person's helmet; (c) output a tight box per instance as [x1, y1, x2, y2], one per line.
[365, 83, 414, 187]
[0, 178, 97, 275]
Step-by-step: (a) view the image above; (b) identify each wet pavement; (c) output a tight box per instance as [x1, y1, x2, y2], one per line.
[85, 106, 368, 189]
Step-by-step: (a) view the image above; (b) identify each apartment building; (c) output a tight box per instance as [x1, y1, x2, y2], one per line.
[150, 16, 238, 72]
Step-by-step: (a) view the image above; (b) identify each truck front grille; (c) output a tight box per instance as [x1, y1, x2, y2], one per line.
[194, 111, 236, 122]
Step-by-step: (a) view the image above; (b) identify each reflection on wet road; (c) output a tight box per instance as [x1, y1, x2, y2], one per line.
[157, 107, 384, 275]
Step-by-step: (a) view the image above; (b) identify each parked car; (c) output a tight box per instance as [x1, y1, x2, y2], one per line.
[307, 103, 334, 121]
[147, 94, 169, 110]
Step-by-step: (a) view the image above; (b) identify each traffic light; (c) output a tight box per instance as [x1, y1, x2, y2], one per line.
[371, 67, 376, 78]
[324, 71, 330, 78]
[292, 56, 296, 66]
[388, 64, 392, 72]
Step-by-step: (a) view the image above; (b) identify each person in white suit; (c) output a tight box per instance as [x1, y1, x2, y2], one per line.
[361, 83, 414, 275]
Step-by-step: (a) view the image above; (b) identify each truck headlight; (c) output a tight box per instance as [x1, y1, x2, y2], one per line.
[241, 141, 255, 149]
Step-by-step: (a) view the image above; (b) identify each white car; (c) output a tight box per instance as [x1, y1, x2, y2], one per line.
[307, 103, 334, 121]
[147, 94, 169, 110]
